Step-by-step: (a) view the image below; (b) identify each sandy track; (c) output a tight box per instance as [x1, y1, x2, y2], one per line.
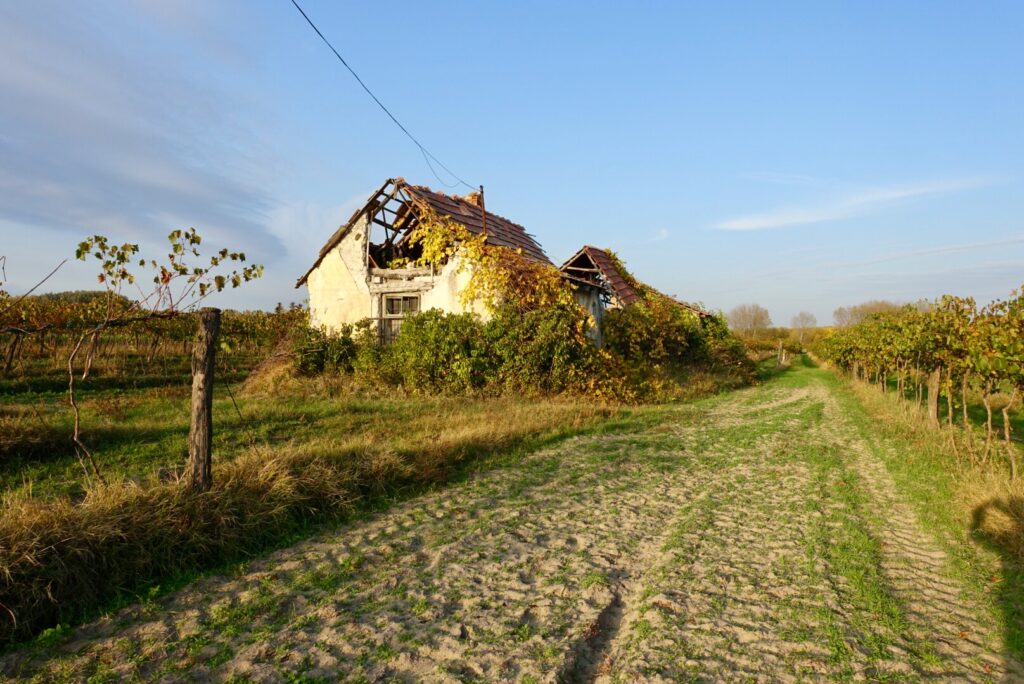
[1, 373, 1014, 682]
[818, 387, 1014, 679]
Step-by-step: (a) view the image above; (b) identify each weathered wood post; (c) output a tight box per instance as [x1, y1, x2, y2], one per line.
[187, 307, 220, 492]
[927, 368, 941, 427]
[3, 333, 21, 375]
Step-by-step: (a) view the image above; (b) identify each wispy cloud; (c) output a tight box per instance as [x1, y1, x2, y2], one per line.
[711, 177, 996, 231]
[644, 228, 670, 243]
[0, 3, 278, 254]
[843, 234, 1024, 267]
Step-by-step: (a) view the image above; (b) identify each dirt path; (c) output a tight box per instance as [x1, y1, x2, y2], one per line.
[2, 368, 1016, 682]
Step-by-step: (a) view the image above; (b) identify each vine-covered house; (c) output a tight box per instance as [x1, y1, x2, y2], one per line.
[296, 177, 606, 342]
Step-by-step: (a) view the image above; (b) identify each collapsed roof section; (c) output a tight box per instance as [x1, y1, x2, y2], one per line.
[560, 245, 641, 306]
[296, 178, 550, 287]
[560, 245, 711, 318]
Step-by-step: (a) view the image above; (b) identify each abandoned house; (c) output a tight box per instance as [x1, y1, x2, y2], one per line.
[297, 177, 581, 342]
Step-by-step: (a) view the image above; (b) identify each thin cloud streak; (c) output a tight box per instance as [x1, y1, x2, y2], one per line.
[695, 233, 1024, 299]
[711, 177, 996, 231]
[0, 3, 279, 256]
[841, 234, 1024, 267]
[741, 172, 827, 186]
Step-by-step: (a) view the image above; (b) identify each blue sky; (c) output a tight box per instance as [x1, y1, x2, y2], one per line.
[1, 1, 1022, 325]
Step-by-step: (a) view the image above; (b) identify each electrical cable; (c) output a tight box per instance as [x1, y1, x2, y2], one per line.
[288, 0, 476, 190]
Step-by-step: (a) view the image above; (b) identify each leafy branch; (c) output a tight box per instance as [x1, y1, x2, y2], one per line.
[59, 228, 264, 485]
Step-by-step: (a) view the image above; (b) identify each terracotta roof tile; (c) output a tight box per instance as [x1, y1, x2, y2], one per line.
[402, 184, 551, 265]
[559, 246, 641, 305]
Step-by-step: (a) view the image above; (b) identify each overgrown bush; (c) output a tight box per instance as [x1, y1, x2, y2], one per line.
[603, 297, 704, 365]
[290, 236, 752, 401]
[700, 313, 758, 377]
[365, 304, 609, 396]
[293, 325, 357, 376]
[483, 304, 597, 393]
[386, 310, 489, 393]
[293, 301, 751, 403]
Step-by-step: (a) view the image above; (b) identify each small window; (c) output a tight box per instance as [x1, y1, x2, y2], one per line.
[385, 295, 420, 317]
[380, 295, 421, 344]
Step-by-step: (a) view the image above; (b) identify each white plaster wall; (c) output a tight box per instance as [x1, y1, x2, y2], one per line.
[420, 256, 490, 321]
[306, 229, 492, 331]
[306, 215, 372, 332]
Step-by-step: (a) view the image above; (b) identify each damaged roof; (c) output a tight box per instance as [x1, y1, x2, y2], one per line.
[560, 245, 711, 317]
[402, 184, 550, 265]
[560, 245, 641, 306]
[296, 178, 550, 287]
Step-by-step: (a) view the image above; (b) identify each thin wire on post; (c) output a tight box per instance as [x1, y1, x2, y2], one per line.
[288, 0, 476, 191]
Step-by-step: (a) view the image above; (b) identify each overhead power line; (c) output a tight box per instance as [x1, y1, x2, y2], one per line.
[288, 0, 476, 190]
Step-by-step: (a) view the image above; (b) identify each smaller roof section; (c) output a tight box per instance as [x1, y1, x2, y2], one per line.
[560, 245, 641, 306]
[560, 245, 712, 317]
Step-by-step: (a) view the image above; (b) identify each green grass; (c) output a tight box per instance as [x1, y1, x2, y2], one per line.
[758, 365, 924, 676]
[826, 365, 1024, 663]
[4, 355, 1016, 679]
[1, 385, 629, 499]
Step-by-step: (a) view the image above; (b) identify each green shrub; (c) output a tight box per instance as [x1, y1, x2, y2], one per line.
[293, 325, 356, 376]
[602, 298, 704, 365]
[387, 310, 490, 393]
[292, 301, 752, 402]
[369, 305, 602, 396]
[484, 303, 599, 394]
[701, 313, 757, 377]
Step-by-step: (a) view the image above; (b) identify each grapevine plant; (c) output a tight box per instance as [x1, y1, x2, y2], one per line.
[814, 285, 1024, 476]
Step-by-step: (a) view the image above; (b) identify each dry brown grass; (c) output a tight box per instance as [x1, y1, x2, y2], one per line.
[961, 473, 1024, 561]
[0, 395, 611, 645]
[237, 344, 300, 397]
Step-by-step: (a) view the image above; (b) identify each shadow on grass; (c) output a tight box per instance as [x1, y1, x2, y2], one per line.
[971, 497, 1024, 675]
[0, 371, 249, 398]
[1, 403, 345, 497]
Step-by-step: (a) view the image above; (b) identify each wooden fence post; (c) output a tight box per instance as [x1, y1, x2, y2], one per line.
[927, 368, 941, 427]
[4, 332, 21, 375]
[187, 308, 220, 492]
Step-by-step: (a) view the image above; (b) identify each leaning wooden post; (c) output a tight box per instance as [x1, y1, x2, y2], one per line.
[187, 308, 220, 492]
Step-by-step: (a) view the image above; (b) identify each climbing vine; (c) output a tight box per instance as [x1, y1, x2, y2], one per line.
[400, 207, 577, 313]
